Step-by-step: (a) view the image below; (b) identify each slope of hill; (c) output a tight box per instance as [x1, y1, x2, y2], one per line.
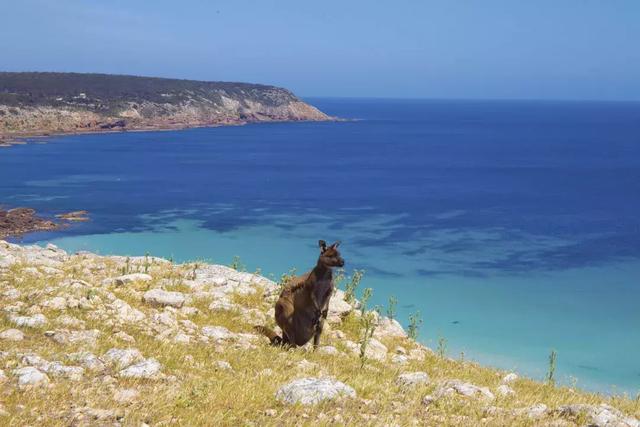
[0, 241, 638, 426]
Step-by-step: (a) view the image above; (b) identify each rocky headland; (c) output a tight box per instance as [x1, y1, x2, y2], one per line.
[0, 241, 638, 425]
[0, 208, 90, 239]
[0, 208, 62, 239]
[0, 72, 332, 143]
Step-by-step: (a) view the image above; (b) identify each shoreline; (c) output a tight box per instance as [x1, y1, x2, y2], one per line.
[0, 207, 88, 240]
[0, 115, 343, 148]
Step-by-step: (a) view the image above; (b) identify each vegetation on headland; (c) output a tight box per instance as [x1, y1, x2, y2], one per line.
[0, 241, 638, 426]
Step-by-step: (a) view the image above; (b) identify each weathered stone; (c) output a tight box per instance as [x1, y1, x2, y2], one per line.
[9, 313, 46, 328]
[14, 366, 49, 388]
[434, 379, 495, 401]
[113, 273, 153, 286]
[276, 377, 356, 405]
[557, 404, 639, 427]
[46, 329, 100, 346]
[143, 289, 185, 308]
[46, 362, 84, 381]
[318, 346, 340, 355]
[391, 354, 409, 364]
[396, 372, 430, 388]
[111, 299, 146, 323]
[67, 352, 106, 372]
[374, 316, 407, 339]
[0, 328, 25, 341]
[55, 314, 85, 328]
[102, 348, 143, 370]
[344, 337, 387, 361]
[72, 407, 122, 424]
[118, 358, 161, 379]
[201, 325, 234, 340]
[41, 296, 67, 310]
[496, 384, 515, 397]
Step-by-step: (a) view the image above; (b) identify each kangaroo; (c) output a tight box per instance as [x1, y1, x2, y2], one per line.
[256, 240, 344, 349]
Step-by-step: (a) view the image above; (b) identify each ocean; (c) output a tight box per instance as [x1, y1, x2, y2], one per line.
[2, 98, 639, 395]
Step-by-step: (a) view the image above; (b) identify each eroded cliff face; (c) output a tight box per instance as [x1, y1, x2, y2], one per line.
[0, 72, 331, 138]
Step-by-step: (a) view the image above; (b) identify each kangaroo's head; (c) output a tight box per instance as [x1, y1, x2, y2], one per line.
[318, 240, 345, 268]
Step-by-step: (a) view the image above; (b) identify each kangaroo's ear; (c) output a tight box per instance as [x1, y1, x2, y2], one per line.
[331, 241, 341, 248]
[319, 240, 327, 252]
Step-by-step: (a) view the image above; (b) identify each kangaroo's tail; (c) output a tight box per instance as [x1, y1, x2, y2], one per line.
[253, 325, 283, 345]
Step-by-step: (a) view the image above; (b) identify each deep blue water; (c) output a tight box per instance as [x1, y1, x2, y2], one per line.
[1, 98, 639, 394]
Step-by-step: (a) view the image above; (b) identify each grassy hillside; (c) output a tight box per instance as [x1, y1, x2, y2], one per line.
[0, 241, 638, 426]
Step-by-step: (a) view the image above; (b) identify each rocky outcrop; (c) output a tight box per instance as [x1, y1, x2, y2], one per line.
[0, 72, 332, 140]
[275, 377, 356, 405]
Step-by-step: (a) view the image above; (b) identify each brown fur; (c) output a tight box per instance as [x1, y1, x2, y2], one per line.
[255, 240, 344, 348]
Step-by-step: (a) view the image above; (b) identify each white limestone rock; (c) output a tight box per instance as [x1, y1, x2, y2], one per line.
[497, 384, 516, 397]
[67, 352, 107, 372]
[14, 366, 49, 388]
[9, 313, 46, 328]
[41, 296, 68, 311]
[143, 289, 185, 308]
[118, 358, 162, 379]
[113, 273, 153, 286]
[45, 329, 100, 346]
[391, 354, 409, 364]
[374, 316, 407, 339]
[557, 404, 639, 427]
[46, 362, 84, 381]
[276, 377, 356, 405]
[435, 379, 495, 401]
[201, 325, 234, 341]
[102, 348, 143, 370]
[111, 299, 146, 323]
[0, 328, 25, 341]
[396, 372, 430, 388]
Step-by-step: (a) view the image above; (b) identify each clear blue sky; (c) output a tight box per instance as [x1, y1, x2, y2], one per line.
[1, 0, 639, 100]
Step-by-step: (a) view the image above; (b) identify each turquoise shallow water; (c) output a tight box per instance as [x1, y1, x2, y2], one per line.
[2, 98, 639, 395]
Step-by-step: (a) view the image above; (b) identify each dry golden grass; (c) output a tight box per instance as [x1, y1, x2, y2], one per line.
[0, 255, 638, 426]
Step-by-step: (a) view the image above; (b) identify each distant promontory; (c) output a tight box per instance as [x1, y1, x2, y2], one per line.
[0, 72, 331, 142]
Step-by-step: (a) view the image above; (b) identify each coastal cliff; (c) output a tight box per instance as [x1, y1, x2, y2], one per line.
[0, 241, 638, 425]
[0, 72, 330, 141]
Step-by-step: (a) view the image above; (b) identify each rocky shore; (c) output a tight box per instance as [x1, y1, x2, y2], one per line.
[0, 208, 61, 239]
[0, 241, 638, 426]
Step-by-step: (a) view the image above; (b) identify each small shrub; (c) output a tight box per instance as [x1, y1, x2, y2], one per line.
[358, 288, 377, 366]
[386, 295, 397, 320]
[144, 252, 151, 274]
[407, 311, 423, 340]
[437, 336, 447, 358]
[344, 269, 364, 303]
[278, 267, 297, 289]
[547, 349, 557, 385]
[229, 256, 245, 271]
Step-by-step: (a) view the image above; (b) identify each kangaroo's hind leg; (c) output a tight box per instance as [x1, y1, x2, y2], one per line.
[312, 310, 328, 349]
